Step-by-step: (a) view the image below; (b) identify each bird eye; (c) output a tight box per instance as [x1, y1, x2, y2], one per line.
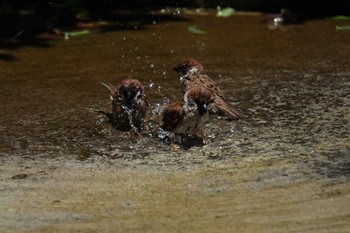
[117, 94, 123, 100]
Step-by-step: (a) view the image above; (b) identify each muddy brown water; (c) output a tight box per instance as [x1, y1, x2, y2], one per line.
[1, 10, 350, 232]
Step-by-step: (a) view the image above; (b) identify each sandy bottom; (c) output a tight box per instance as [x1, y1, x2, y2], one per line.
[1, 156, 349, 233]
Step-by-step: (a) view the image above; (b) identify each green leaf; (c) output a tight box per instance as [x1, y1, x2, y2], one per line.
[329, 15, 350, 21]
[187, 26, 207, 35]
[336, 25, 350, 31]
[217, 7, 235, 18]
[64, 30, 91, 37]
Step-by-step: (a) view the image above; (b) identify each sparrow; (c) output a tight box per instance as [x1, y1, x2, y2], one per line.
[173, 58, 243, 119]
[161, 86, 215, 135]
[100, 78, 147, 131]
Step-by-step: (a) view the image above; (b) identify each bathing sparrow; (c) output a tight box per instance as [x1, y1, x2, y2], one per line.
[100, 78, 147, 131]
[173, 58, 243, 119]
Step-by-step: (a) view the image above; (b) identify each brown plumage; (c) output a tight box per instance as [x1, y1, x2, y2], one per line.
[100, 78, 147, 131]
[161, 86, 215, 134]
[173, 58, 243, 119]
[172, 58, 204, 77]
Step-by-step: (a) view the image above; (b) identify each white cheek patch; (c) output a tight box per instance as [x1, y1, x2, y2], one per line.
[189, 67, 198, 73]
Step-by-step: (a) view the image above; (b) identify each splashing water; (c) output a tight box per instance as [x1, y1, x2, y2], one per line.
[156, 128, 172, 146]
[152, 98, 170, 116]
[121, 104, 139, 134]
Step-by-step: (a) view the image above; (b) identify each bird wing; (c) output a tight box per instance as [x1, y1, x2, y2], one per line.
[194, 74, 226, 99]
[100, 81, 118, 95]
[161, 101, 184, 132]
[195, 75, 243, 119]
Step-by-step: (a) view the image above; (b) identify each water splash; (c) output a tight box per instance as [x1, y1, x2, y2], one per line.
[156, 128, 172, 146]
[152, 97, 170, 117]
[121, 104, 139, 134]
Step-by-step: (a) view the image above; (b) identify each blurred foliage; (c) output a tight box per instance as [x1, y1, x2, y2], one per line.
[187, 25, 207, 34]
[1, 0, 350, 59]
[2, 1, 350, 35]
[336, 25, 350, 31]
[329, 15, 350, 20]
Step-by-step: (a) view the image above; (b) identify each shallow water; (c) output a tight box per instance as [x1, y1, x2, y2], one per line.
[0, 10, 350, 232]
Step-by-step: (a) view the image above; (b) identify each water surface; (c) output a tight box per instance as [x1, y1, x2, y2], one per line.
[0, 10, 349, 232]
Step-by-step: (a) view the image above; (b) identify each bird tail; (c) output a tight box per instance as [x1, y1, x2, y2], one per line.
[100, 81, 117, 94]
[216, 101, 244, 120]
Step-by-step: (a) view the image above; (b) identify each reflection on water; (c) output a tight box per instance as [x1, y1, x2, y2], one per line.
[0, 10, 349, 232]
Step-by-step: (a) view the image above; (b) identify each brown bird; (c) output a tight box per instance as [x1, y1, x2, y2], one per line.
[100, 78, 147, 131]
[161, 86, 215, 135]
[173, 58, 243, 119]
[172, 58, 204, 77]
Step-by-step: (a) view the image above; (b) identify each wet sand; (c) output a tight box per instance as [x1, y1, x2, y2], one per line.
[1, 157, 349, 232]
[0, 10, 350, 232]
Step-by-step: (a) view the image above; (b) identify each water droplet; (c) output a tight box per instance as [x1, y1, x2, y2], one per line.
[157, 86, 163, 93]
[173, 9, 181, 15]
[123, 37, 127, 40]
[163, 97, 170, 105]
[150, 64, 155, 68]
[157, 128, 170, 140]
[153, 20, 156, 24]
[96, 118, 104, 126]
[152, 103, 162, 115]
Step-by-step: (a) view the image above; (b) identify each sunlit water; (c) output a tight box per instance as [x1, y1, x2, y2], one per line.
[0, 9, 349, 232]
